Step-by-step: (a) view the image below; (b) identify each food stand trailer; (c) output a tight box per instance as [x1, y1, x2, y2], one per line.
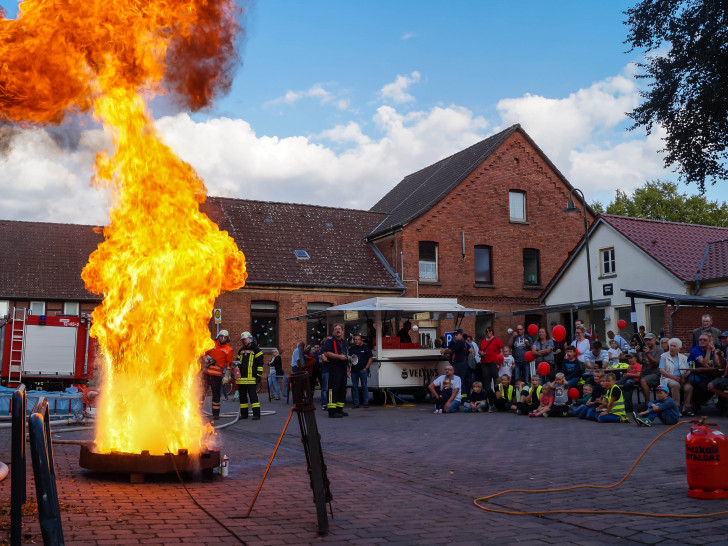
[297, 297, 492, 401]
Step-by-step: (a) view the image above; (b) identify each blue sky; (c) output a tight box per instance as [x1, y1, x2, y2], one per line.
[1, 0, 723, 224]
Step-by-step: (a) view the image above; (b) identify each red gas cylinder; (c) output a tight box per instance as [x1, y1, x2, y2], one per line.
[685, 421, 728, 499]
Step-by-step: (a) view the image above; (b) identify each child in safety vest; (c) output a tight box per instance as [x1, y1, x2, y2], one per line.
[596, 372, 629, 423]
[633, 385, 680, 426]
[494, 375, 518, 412]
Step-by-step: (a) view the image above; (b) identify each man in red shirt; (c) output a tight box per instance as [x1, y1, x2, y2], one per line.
[203, 329, 234, 420]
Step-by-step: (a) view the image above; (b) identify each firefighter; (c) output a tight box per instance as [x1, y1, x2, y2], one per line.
[322, 323, 350, 418]
[236, 331, 264, 420]
[203, 329, 234, 420]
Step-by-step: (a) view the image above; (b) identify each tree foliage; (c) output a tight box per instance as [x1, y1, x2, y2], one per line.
[624, 0, 728, 193]
[599, 180, 728, 226]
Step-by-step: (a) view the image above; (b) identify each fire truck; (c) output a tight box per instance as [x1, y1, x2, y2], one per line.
[0, 308, 95, 391]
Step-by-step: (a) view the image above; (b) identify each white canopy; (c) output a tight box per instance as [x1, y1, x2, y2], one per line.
[326, 297, 493, 316]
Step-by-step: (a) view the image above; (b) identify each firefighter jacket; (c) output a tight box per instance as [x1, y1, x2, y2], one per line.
[204, 340, 234, 377]
[236, 342, 264, 385]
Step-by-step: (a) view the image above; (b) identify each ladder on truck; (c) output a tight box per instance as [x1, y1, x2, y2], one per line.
[7, 308, 26, 385]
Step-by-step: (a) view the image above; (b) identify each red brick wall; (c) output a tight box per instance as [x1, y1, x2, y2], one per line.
[665, 306, 728, 348]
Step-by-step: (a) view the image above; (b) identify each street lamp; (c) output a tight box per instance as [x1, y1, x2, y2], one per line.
[564, 188, 594, 337]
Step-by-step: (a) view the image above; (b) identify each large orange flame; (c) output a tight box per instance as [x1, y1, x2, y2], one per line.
[1, 0, 247, 454]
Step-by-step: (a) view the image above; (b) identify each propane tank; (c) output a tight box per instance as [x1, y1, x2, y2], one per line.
[685, 420, 728, 499]
[221, 454, 229, 477]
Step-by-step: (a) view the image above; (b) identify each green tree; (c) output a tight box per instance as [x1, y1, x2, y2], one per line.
[624, 0, 728, 193]
[602, 180, 728, 226]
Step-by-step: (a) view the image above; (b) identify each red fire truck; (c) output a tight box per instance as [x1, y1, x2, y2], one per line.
[1, 308, 95, 391]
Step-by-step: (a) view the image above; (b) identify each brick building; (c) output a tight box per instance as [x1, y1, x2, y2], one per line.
[367, 124, 595, 339]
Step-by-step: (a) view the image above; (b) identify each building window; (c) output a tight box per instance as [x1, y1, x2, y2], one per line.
[0, 300, 8, 317]
[509, 191, 526, 221]
[474, 245, 493, 284]
[251, 301, 278, 348]
[29, 301, 45, 315]
[63, 302, 80, 316]
[307, 302, 332, 347]
[523, 248, 540, 286]
[601, 247, 616, 275]
[418, 241, 438, 281]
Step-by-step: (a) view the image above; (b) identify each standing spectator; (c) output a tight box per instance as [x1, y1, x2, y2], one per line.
[607, 330, 629, 352]
[398, 321, 413, 343]
[441, 329, 472, 402]
[607, 339, 622, 367]
[532, 327, 555, 382]
[466, 334, 481, 381]
[574, 319, 592, 341]
[658, 338, 689, 406]
[203, 329, 234, 421]
[428, 364, 462, 413]
[571, 327, 590, 370]
[499, 347, 515, 379]
[508, 324, 531, 383]
[551, 326, 566, 375]
[319, 345, 329, 411]
[638, 333, 663, 405]
[478, 326, 504, 404]
[310, 343, 323, 400]
[322, 324, 350, 418]
[303, 345, 316, 392]
[268, 348, 283, 400]
[348, 334, 373, 408]
[291, 341, 306, 373]
[691, 314, 723, 349]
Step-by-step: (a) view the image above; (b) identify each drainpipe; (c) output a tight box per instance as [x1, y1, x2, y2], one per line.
[693, 243, 711, 296]
[669, 300, 680, 339]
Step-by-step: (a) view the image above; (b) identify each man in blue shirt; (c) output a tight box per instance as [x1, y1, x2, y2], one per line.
[348, 334, 373, 408]
[685, 333, 723, 415]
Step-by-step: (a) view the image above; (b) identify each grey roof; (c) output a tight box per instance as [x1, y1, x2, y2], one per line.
[621, 289, 728, 307]
[368, 125, 520, 238]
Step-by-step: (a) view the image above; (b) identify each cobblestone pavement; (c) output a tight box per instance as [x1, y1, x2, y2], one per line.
[3, 395, 728, 545]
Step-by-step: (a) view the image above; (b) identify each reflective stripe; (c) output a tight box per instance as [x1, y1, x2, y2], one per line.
[606, 385, 626, 416]
[252, 402, 260, 408]
[240, 403, 249, 408]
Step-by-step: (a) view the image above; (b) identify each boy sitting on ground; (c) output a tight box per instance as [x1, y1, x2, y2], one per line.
[573, 371, 605, 420]
[575, 383, 593, 407]
[494, 375, 518, 412]
[516, 375, 542, 415]
[596, 372, 629, 423]
[465, 381, 488, 413]
[530, 384, 553, 417]
[634, 384, 680, 426]
[548, 373, 571, 416]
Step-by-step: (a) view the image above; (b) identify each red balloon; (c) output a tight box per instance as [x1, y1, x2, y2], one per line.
[552, 325, 566, 342]
[568, 387, 580, 400]
[525, 351, 535, 362]
[617, 319, 627, 329]
[496, 354, 505, 365]
[527, 324, 538, 336]
[537, 362, 550, 377]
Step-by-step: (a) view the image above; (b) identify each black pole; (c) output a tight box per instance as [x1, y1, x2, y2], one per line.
[289, 371, 331, 537]
[11, 385, 26, 546]
[28, 399, 65, 545]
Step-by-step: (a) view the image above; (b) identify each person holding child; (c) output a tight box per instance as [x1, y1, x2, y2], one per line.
[428, 364, 462, 413]
[634, 384, 680, 426]
[464, 381, 489, 413]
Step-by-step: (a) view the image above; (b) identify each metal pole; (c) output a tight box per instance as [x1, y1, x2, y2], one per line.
[11, 385, 26, 546]
[581, 196, 595, 337]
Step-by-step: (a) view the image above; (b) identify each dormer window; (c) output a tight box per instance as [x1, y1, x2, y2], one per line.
[294, 250, 310, 260]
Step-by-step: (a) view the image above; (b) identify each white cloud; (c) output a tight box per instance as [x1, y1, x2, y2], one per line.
[265, 84, 349, 110]
[402, 32, 416, 40]
[379, 71, 421, 104]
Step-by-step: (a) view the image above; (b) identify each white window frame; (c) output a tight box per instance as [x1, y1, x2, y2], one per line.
[0, 300, 9, 317]
[63, 301, 80, 315]
[29, 301, 46, 315]
[418, 241, 438, 281]
[509, 191, 526, 222]
[600, 247, 616, 276]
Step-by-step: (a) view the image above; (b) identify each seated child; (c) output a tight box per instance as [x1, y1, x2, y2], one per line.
[433, 378, 452, 414]
[494, 375, 518, 412]
[516, 375, 542, 415]
[562, 346, 582, 388]
[607, 339, 621, 367]
[596, 372, 629, 423]
[547, 373, 570, 416]
[573, 376, 605, 420]
[499, 347, 514, 379]
[634, 384, 680, 426]
[616, 352, 642, 411]
[575, 383, 593, 407]
[530, 384, 553, 417]
[465, 381, 488, 413]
